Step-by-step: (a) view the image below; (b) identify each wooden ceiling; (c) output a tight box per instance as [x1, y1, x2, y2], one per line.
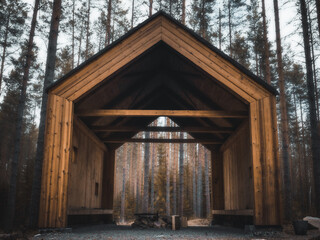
[74, 42, 249, 150]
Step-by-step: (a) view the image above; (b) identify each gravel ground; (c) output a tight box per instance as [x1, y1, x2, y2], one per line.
[31, 224, 320, 240]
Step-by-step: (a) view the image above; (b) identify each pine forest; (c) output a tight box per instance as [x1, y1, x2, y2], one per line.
[0, 0, 320, 233]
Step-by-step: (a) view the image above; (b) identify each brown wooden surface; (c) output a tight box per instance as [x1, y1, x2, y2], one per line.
[67, 208, 113, 215]
[101, 148, 115, 209]
[221, 121, 253, 211]
[67, 122, 105, 210]
[92, 126, 234, 133]
[39, 94, 73, 228]
[103, 138, 223, 144]
[40, 13, 282, 228]
[212, 209, 254, 216]
[77, 109, 248, 118]
[211, 151, 225, 210]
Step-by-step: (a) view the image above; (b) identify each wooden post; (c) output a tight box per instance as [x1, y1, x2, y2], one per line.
[39, 94, 73, 228]
[250, 97, 281, 226]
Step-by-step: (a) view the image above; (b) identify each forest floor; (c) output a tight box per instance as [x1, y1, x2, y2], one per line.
[28, 223, 320, 240]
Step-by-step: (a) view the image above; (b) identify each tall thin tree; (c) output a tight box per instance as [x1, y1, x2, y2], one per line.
[273, 0, 292, 221]
[261, 0, 271, 84]
[181, 0, 186, 24]
[4, 0, 40, 230]
[179, 132, 184, 216]
[316, 0, 320, 37]
[106, 0, 112, 45]
[299, 0, 320, 216]
[143, 132, 150, 212]
[29, 0, 62, 227]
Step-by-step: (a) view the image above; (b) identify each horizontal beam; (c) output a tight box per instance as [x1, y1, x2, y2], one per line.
[77, 109, 248, 118]
[67, 208, 113, 215]
[103, 138, 223, 144]
[212, 209, 254, 216]
[93, 126, 234, 133]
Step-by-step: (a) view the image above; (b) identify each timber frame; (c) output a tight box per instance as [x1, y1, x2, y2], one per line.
[39, 11, 282, 228]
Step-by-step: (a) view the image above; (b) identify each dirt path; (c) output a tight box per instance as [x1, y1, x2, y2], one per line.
[31, 224, 320, 240]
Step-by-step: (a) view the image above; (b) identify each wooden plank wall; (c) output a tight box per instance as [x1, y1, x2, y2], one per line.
[101, 148, 115, 209]
[250, 96, 282, 225]
[221, 121, 254, 211]
[39, 94, 73, 228]
[67, 121, 106, 210]
[211, 151, 224, 210]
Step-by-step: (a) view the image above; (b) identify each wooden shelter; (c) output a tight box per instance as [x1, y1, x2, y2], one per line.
[39, 11, 282, 228]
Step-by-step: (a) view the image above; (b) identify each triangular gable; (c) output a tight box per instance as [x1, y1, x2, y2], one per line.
[48, 11, 277, 103]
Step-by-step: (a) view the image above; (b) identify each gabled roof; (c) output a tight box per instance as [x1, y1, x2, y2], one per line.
[48, 11, 277, 95]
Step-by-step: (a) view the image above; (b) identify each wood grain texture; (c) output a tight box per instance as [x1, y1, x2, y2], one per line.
[221, 121, 253, 211]
[92, 126, 234, 133]
[39, 95, 73, 228]
[40, 14, 281, 227]
[77, 109, 248, 118]
[67, 122, 105, 210]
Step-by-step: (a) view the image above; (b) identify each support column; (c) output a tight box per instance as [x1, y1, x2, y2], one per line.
[39, 94, 74, 228]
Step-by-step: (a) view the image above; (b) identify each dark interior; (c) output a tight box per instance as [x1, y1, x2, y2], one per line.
[74, 41, 249, 150]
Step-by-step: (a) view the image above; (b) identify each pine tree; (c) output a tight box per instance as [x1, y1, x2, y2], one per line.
[143, 131, 150, 212]
[228, 33, 250, 69]
[299, 0, 320, 217]
[30, 0, 62, 227]
[224, 0, 246, 57]
[190, 0, 215, 41]
[2, 0, 41, 229]
[0, 0, 27, 92]
[316, 0, 320, 37]
[154, 143, 167, 214]
[178, 132, 184, 216]
[261, 0, 271, 84]
[273, 0, 292, 220]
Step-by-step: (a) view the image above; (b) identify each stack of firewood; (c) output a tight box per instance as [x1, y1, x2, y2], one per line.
[131, 213, 177, 229]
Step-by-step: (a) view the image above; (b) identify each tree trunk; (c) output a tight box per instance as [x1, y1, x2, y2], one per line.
[228, 0, 232, 57]
[173, 134, 178, 214]
[204, 148, 210, 217]
[261, 0, 271, 84]
[135, 142, 141, 213]
[85, 0, 91, 60]
[197, 144, 202, 217]
[131, 0, 135, 28]
[316, 0, 320, 38]
[143, 132, 150, 213]
[120, 144, 128, 222]
[0, 15, 10, 93]
[181, 0, 186, 25]
[307, 5, 319, 120]
[3, 0, 40, 230]
[179, 132, 184, 216]
[106, 0, 112, 45]
[77, 25, 83, 66]
[218, 8, 222, 50]
[299, 0, 320, 216]
[149, 0, 153, 17]
[29, 0, 62, 228]
[72, 0, 75, 69]
[192, 144, 197, 216]
[166, 118, 171, 215]
[273, 0, 292, 221]
[150, 121, 157, 213]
